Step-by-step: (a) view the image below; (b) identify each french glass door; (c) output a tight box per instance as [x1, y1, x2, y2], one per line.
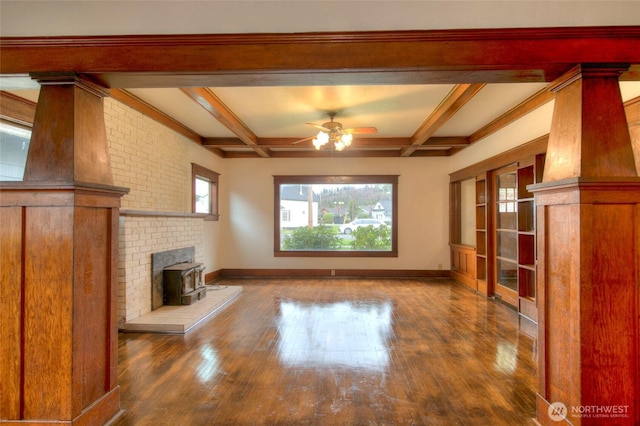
[494, 165, 519, 307]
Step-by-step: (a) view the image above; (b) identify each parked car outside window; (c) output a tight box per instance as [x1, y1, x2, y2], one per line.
[339, 218, 387, 235]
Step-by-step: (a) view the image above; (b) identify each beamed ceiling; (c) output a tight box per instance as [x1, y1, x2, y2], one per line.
[2, 28, 640, 158]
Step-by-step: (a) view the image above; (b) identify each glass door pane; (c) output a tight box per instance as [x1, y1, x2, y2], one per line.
[495, 166, 518, 306]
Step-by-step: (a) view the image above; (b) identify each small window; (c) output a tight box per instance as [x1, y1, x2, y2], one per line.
[192, 163, 219, 220]
[0, 122, 32, 181]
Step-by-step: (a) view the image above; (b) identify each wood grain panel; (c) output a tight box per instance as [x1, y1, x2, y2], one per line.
[581, 204, 637, 410]
[543, 203, 581, 409]
[544, 65, 637, 181]
[24, 85, 75, 182]
[450, 244, 476, 290]
[23, 206, 74, 420]
[107, 208, 119, 392]
[533, 184, 640, 425]
[0, 207, 23, 419]
[72, 207, 110, 416]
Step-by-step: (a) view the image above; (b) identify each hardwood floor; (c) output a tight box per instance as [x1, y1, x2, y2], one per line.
[112, 279, 537, 425]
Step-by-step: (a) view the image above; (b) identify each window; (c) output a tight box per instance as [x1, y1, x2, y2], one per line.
[0, 122, 32, 181]
[274, 175, 398, 257]
[192, 163, 219, 220]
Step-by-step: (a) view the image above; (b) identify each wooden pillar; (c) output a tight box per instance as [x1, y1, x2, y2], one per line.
[531, 64, 640, 425]
[0, 74, 128, 425]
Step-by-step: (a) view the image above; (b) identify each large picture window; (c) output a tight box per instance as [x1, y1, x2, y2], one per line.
[274, 175, 398, 257]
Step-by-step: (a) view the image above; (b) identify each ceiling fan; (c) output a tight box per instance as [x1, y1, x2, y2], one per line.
[293, 112, 377, 151]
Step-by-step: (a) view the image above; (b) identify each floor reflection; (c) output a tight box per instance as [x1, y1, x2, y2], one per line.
[196, 343, 221, 383]
[494, 340, 518, 374]
[276, 299, 392, 371]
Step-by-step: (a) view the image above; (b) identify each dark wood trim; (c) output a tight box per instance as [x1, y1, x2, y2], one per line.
[449, 182, 462, 244]
[218, 268, 450, 279]
[204, 269, 222, 284]
[110, 89, 202, 144]
[180, 87, 270, 158]
[449, 135, 549, 183]
[256, 137, 413, 149]
[422, 136, 470, 147]
[273, 175, 398, 257]
[402, 84, 485, 156]
[0, 90, 36, 127]
[191, 163, 220, 221]
[3, 28, 640, 87]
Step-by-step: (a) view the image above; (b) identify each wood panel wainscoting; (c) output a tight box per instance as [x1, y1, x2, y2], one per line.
[450, 243, 477, 290]
[0, 74, 128, 424]
[113, 278, 537, 425]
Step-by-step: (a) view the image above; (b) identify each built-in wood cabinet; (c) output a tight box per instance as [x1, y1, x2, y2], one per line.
[475, 174, 489, 295]
[514, 155, 544, 322]
[494, 165, 519, 307]
[492, 156, 543, 321]
[449, 138, 547, 323]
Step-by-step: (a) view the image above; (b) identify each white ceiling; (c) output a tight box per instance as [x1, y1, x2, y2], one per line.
[3, 1, 640, 37]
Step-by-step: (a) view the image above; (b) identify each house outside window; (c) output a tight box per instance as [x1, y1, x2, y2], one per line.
[274, 175, 398, 257]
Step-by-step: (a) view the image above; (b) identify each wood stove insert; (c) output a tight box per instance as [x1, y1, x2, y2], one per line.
[163, 262, 206, 305]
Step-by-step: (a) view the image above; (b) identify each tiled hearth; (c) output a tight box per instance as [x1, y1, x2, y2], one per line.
[121, 285, 242, 334]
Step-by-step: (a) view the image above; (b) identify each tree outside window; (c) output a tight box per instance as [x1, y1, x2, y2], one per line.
[274, 175, 398, 257]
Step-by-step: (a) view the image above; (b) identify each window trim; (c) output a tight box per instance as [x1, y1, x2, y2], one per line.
[274, 175, 398, 257]
[192, 163, 219, 221]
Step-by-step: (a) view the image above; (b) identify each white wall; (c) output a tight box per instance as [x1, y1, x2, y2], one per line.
[221, 157, 451, 271]
[448, 102, 555, 174]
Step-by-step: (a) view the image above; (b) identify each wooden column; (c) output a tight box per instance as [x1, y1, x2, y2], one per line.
[531, 64, 640, 425]
[0, 74, 128, 425]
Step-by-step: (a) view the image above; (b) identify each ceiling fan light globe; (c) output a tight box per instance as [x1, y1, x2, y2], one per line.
[341, 133, 353, 146]
[334, 141, 345, 151]
[316, 131, 329, 144]
[312, 138, 324, 150]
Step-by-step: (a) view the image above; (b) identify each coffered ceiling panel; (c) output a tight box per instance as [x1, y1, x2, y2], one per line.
[434, 83, 549, 136]
[126, 88, 236, 137]
[211, 85, 455, 138]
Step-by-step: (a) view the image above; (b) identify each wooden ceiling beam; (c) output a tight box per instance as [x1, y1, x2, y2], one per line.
[180, 87, 270, 158]
[202, 137, 246, 147]
[422, 136, 470, 147]
[408, 149, 453, 157]
[3, 28, 640, 87]
[256, 137, 412, 149]
[402, 84, 485, 156]
[0, 90, 36, 127]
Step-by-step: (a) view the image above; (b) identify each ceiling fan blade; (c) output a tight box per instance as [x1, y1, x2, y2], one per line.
[291, 136, 315, 145]
[344, 127, 378, 134]
[305, 122, 331, 132]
